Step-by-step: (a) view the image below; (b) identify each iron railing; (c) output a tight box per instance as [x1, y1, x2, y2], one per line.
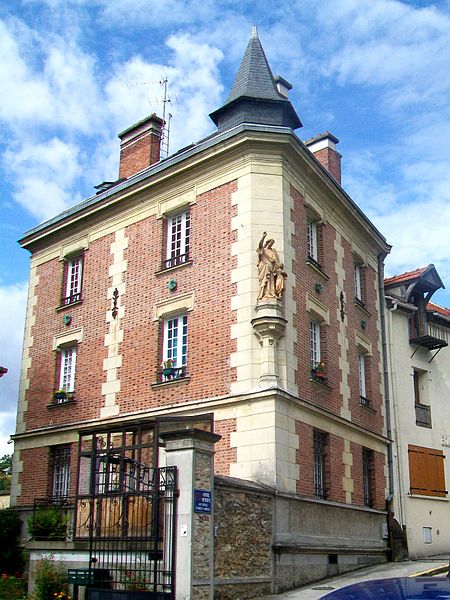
[156, 366, 187, 384]
[30, 497, 74, 541]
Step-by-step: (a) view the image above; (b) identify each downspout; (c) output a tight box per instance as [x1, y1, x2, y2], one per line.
[378, 253, 394, 497]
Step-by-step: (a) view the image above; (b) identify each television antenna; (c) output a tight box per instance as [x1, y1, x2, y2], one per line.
[121, 77, 175, 158]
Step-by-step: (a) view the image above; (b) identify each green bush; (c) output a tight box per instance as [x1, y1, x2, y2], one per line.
[33, 556, 68, 600]
[0, 508, 24, 575]
[0, 574, 27, 600]
[28, 507, 68, 540]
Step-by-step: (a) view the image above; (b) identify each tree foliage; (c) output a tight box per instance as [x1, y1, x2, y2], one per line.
[0, 508, 24, 575]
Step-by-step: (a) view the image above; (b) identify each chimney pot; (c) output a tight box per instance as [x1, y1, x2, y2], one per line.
[305, 131, 342, 185]
[118, 113, 164, 179]
[274, 75, 292, 99]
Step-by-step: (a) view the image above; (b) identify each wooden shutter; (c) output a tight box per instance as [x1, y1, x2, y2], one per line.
[408, 445, 447, 497]
[408, 445, 427, 494]
[427, 448, 446, 497]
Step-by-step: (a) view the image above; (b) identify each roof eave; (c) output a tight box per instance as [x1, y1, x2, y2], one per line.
[19, 124, 390, 254]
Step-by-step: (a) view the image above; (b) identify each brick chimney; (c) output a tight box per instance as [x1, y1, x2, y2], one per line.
[118, 113, 165, 179]
[305, 132, 342, 185]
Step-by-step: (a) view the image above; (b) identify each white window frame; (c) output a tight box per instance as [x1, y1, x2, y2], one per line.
[359, 353, 367, 400]
[310, 320, 321, 367]
[166, 210, 190, 266]
[163, 314, 188, 368]
[64, 255, 83, 303]
[307, 219, 318, 262]
[354, 263, 362, 301]
[59, 346, 77, 392]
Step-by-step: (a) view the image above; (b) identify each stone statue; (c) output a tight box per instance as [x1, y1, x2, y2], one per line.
[256, 232, 287, 301]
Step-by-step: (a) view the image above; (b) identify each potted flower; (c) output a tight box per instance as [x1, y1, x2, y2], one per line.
[312, 361, 326, 380]
[161, 358, 175, 378]
[53, 388, 67, 401]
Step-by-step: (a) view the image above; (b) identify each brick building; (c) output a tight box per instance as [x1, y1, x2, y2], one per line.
[12, 28, 392, 597]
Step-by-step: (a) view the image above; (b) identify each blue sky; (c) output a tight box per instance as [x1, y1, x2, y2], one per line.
[1, 0, 450, 454]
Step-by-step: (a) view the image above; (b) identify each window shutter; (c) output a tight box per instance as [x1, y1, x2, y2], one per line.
[427, 448, 446, 497]
[408, 445, 428, 494]
[408, 445, 447, 497]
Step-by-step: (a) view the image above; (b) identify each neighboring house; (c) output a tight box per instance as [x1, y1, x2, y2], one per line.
[385, 265, 450, 559]
[12, 29, 392, 598]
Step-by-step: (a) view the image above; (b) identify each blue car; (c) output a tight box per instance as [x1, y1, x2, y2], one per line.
[321, 576, 450, 599]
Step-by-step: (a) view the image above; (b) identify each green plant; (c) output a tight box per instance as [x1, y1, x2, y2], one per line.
[0, 508, 24, 575]
[0, 573, 27, 600]
[28, 507, 69, 540]
[33, 556, 68, 600]
[161, 358, 175, 369]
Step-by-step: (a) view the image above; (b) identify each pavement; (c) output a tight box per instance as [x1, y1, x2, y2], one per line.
[260, 556, 450, 600]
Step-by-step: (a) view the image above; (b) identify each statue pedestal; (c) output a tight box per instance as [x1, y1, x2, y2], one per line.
[251, 301, 287, 386]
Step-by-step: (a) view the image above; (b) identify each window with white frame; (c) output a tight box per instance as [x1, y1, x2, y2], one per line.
[63, 255, 83, 305]
[307, 219, 318, 263]
[354, 263, 362, 302]
[310, 320, 321, 367]
[51, 445, 71, 498]
[359, 353, 369, 405]
[58, 346, 77, 396]
[165, 210, 190, 269]
[161, 314, 188, 380]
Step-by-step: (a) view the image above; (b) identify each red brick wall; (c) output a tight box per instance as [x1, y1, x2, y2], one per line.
[291, 185, 342, 415]
[312, 147, 341, 184]
[350, 441, 385, 510]
[119, 132, 162, 179]
[25, 235, 112, 431]
[214, 418, 237, 476]
[296, 420, 345, 503]
[328, 435, 345, 503]
[117, 179, 238, 411]
[342, 237, 384, 435]
[295, 420, 313, 496]
[17, 443, 78, 505]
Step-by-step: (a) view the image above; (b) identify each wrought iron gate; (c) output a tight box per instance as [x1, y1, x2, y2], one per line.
[74, 425, 177, 600]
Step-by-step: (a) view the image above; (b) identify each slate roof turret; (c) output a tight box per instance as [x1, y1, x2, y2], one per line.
[210, 26, 302, 132]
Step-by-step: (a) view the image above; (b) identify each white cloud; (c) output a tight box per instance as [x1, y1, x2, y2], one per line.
[0, 282, 27, 455]
[0, 18, 101, 132]
[104, 33, 223, 153]
[0, 282, 27, 394]
[0, 413, 16, 457]
[4, 138, 83, 221]
[317, 0, 450, 113]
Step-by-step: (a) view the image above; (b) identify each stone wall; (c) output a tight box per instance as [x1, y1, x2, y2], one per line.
[214, 475, 388, 597]
[214, 476, 274, 600]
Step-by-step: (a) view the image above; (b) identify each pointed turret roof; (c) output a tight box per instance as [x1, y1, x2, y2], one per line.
[209, 27, 301, 132]
[226, 26, 281, 103]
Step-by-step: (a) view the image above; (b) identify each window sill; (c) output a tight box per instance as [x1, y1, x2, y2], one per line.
[309, 377, 331, 389]
[359, 399, 376, 412]
[47, 399, 77, 409]
[156, 260, 193, 276]
[151, 376, 190, 389]
[56, 300, 83, 311]
[353, 299, 371, 317]
[306, 258, 329, 280]
[408, 493, 448, 501]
